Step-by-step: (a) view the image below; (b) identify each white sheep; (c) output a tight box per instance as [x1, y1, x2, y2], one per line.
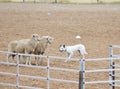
[7, 34, 40, 65]
[33, 36, 54, 65]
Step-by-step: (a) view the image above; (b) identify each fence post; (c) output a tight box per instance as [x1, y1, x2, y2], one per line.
[47, 56, 50, 89]
[16, 54, 20, 89]
[112, 62, 115, 89]
[79, 59, 85, 89]
[109, 45, 115, 89]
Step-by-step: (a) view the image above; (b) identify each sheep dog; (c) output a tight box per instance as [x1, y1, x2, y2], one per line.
[59, 44, 88, 62]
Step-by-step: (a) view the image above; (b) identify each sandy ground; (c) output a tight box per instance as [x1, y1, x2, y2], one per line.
[0, 3, 120, 89]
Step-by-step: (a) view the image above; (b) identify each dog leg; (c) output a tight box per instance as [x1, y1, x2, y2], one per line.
[64, 53, 73, 62]
[82, 54, 85, 59]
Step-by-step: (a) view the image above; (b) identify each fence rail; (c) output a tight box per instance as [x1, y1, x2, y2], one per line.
[0, 45, 120, 89]
[0, 51, 80, 89]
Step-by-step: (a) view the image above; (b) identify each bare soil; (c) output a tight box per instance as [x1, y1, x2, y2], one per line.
[0, 3, 120, 89]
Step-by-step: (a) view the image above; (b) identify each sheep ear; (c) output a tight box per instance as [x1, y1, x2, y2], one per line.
[47, 37, 49, 41]
[32, 34, 39, 38]
[63, 45, 65, 48]
[47, 37, 53, 40]
[32, 34, 35, 38]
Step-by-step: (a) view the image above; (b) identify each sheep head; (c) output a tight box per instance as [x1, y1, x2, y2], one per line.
[47, 36, 54, 44]
[31, 34, 40, 41]
[42, 36, 54, 44]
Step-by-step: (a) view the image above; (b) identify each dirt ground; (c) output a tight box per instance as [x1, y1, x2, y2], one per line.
[0, 3, 120, 89]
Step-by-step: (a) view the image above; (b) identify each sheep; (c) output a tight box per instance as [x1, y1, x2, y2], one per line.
[7, 34, 40, 65]
[33, 36, 54, 65]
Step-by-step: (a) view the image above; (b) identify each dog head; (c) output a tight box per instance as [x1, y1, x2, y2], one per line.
[59, 45, 66, 52]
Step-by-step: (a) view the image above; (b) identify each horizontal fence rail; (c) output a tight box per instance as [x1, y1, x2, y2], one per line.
[85, 80, 120, 84]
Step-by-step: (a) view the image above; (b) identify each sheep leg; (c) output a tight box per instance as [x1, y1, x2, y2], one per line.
[39, 54, 44, 65]
[40, 57, 43, 65]
[19, 55, 22, 64]
[24, 51, 31, 65]
[35, 56, 42, 66]
[25, 56, 31, 65]
[12, 55, 16, 63]
[28, 56, 31, 65]
[7, 54, 11, 62]
[22, 56, 26, 64]
[35, 56, 37, 65]
[25, 56, 29, 65]
[7, 54, 15, 63]
[26, 58, 28, 65]
[35, 56, 39, 66]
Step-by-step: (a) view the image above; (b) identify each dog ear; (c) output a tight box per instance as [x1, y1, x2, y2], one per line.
[63, 45, 65, 48]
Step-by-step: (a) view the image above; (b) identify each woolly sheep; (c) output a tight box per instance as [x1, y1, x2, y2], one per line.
[7, 34, 40, 65]
[33, 36, 54, 65]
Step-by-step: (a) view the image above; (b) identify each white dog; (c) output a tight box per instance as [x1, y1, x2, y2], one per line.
[59, 44, 88, 62]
